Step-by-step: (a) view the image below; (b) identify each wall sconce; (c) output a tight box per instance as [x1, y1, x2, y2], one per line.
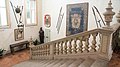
[10, 1, 24, 33]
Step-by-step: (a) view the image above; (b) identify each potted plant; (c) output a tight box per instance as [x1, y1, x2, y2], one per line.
[0, 48, 6, 57]
[33, 39, 40, 45]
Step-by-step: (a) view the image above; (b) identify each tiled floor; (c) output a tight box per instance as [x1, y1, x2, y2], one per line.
[0, 50, 120, 67]
[0, 50, 29, 67]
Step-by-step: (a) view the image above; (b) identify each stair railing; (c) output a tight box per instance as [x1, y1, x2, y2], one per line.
[30, 28, 113, 60]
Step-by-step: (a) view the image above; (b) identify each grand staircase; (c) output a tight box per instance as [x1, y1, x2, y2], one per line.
[28, 28, 113, 67]
[17, 1, 120, 67]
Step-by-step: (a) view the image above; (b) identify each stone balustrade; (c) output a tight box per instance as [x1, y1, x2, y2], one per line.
[30, 28, 113, 60]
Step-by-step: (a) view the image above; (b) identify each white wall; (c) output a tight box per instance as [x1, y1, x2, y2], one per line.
[0, 0, 119, 51]
[42, 0, 120, 41]
[0, 0, 42, 51]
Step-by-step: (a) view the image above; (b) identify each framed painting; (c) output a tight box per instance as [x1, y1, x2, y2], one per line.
[66, 3, 89, 36]
[14, 28, 24, 41]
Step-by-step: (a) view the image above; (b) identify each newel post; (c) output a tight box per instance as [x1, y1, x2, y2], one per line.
[100, 29, 113, 60]
[100, 0, 115, 60]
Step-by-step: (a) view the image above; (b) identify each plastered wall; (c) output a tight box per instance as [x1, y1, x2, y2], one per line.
[42, 0, 120, 41]
[0, 0, 42, 51]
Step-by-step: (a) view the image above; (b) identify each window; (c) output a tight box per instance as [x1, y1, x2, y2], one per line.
[25, 0, 37, 26]
[0, 0, 10, 28]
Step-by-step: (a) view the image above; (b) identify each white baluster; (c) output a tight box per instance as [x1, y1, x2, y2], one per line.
[64, 40, 67, 54]
[91, 33, 98, 52]
[73, 38, 77, 53]
[68, 39, 72, 54]
[56, 42, 60, 55]
[84, 35, 90, 53]
[78, 37, 83, 53]
[60, 41, 64, 54]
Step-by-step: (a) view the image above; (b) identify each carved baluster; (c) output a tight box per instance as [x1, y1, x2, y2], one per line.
[40, 46, 42, 56]
[38, 47, 40, 56]
[64, 40, 67, 54]
[60, 41, 64, 54]
[43, 46, 44, 56]
[56, 42, 60, 55]
[78, 37, 83, 53]
[39, 46, 41, 56]
[48, 45, 50, 55]
[84, 35, 90, 52]
[45, 45, 47, 55]
[44, 46, 46, 55]
[54, 43, 57, 55]
[73, 38, 77, 53]
[43, 46, 45, 56]
[45, 45, 47, 56]
[46, 45, 48, 55]
[47, 45, 49, 55]
[42, 46, 44, 56]
[68, 39, 72, 54]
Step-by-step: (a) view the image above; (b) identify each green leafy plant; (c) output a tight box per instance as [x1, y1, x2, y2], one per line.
[0, 49, 6, 56]
[33, 39, 40, 45]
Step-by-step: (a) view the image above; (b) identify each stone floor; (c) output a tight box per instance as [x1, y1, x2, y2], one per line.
[0, 50, 120, 67]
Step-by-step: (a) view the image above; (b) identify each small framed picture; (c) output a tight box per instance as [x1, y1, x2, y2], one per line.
[14, 28, 24, 41]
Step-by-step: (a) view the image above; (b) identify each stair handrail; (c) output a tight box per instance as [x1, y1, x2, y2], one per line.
[30, 28, 113, 60]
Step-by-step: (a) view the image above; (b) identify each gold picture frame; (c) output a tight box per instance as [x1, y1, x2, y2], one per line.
[14, 28, 24, 41]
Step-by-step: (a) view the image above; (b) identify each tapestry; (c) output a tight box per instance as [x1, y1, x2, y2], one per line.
[66, 3, 89, 36]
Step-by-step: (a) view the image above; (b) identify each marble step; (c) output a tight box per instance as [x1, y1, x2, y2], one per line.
[13, 59, 108, 67]
[78, 58, 95, 67]
[68, 59, 84, 67]
[46, 60, 62, 67]
[52, 60, 67, 67]
[59, 59, 75, 67]
[91, 59, 108, 67]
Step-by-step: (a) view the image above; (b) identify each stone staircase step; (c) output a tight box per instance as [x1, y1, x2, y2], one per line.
[59, 59, 75, 67]
[12, 58, 109, 67]
[46, 60, 62, 67]
[91, 59, 108, 67]
[52, 60, 67, 67]
[41, 60, 56, 67]
[68, 59, 84, 67]
[78, 58, 95, 67]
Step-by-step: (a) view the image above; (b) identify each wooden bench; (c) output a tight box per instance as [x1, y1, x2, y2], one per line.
[10, 41, 29, 54]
